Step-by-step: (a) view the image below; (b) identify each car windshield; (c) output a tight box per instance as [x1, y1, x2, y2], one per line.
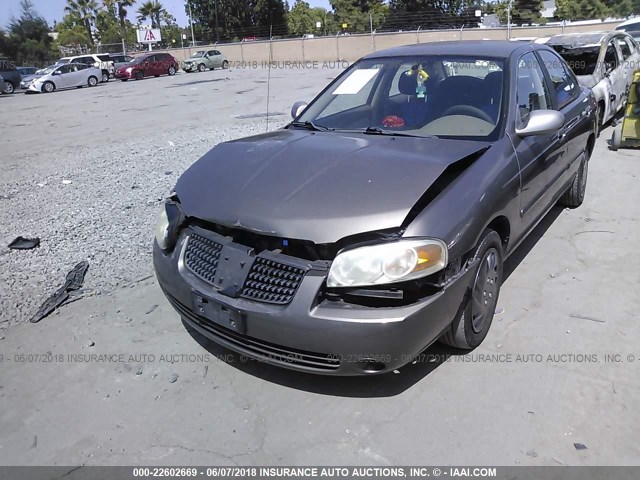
[550, 45, 599, 76]
[191, 51, 206, 58]
[55, 59, 71, 65]
[295, 55, 505, 139]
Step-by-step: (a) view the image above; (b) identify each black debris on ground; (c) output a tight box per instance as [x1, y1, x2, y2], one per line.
[8, 236, 40, 250]
[573, 443, 588, 451]
[30, 261, 90, 324]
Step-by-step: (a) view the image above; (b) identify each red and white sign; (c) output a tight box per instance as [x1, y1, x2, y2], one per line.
[137, 29, 162, 43]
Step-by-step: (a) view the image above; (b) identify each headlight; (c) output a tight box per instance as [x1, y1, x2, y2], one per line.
[327, 239, 448, 287]
[154, 198, 184, 251]
[126, 67, 133, 72]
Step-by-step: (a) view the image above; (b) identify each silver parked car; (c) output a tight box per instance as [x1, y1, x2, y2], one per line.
[545, 31, 640, 132]
[182, 49, 228, 72]
[27, 63, 101, 93]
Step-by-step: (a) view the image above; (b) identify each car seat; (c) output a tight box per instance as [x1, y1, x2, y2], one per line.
[397, 69, 429, 127]
[481, 71, 503, 123]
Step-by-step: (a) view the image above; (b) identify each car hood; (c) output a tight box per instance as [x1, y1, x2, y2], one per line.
[175, 129, 489, 244]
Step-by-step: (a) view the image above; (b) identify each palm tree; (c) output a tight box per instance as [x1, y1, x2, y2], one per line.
[104, 0, 136, 50]
[137, 0, 164, 29]
[64, 0, 98, 45]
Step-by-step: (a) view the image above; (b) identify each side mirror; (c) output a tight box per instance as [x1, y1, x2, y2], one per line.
[516, 110, 564, 136]
[52, 71, 61, 76]
[291, 101, 308, 120]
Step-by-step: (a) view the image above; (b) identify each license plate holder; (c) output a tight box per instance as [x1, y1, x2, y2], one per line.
[192, 291, 246, 335]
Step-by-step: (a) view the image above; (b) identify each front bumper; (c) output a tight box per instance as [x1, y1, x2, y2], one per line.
[182, 63, 196, 72]
[115, 70, 133, 79]
[154, 228, 473, 375]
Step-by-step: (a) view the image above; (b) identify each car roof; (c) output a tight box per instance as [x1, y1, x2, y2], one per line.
[363, 40, 548, 60]
[546, 31, 628, 46]
[617, 17, 640, 28]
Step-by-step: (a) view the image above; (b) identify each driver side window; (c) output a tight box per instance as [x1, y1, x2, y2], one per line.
[604, 42, 620, 72]
[516, 53, 551, 125]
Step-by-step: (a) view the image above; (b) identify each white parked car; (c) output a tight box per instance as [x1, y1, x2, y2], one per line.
[55, 53, 114, 82]
[27, 63, 101, 93]
[545, 31, 640, 133]
[616, 17, 640, 42]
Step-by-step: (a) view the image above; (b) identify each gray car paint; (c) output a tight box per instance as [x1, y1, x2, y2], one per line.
[155, 41, 598, 375]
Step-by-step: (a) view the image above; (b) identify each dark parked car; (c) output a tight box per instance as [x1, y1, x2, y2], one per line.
[115, 53, 178, 81]
[153, 41, 597, 375]
[109, 53, 135, 71]
[0, 61, 22, 94]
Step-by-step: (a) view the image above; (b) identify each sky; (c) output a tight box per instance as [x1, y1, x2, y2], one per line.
[1, 0, 333, 29]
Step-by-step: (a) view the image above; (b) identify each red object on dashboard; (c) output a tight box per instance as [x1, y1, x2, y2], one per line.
[382, 115, 405, 128]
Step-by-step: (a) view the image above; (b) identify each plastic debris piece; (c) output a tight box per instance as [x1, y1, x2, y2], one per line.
[30, 261, 89, 323]
[573, 443, 587, 451]
[8, 236, 40, 250]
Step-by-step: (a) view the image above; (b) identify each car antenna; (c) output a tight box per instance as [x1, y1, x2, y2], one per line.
[266, 23, 273, 132]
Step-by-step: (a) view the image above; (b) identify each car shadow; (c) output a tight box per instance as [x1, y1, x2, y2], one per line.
[183, 205, 567, 397]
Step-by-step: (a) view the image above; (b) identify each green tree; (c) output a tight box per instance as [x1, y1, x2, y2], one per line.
[64, 0, 98, 45]
[138, 0, 164, 28]
[288, 1, 316, 35]
[103, 0, 137, 48]
[3, 0, 55, 63]
[509, 0, 545, 25]
[556, 0, 610, 21]
[331, 0, 387, 32]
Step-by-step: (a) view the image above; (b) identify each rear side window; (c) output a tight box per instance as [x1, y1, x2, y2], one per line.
[618, 39, 632, 59]
[516, 52, 551, 125]
[538, 50, 579, 109]
[604, 42, 621, 71]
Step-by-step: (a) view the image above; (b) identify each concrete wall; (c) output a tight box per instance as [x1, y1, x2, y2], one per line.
[155, 21, 622, 64]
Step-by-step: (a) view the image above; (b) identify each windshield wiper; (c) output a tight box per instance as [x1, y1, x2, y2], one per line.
[289, 121, 334, 132]
[362, 127, 422, 138]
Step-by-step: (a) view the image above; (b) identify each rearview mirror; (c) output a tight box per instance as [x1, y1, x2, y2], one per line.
[516, 110, 564, 136]
[291, 101, 308, 119]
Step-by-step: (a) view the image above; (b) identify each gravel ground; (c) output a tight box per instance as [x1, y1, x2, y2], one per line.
[0, 67, 339, 327]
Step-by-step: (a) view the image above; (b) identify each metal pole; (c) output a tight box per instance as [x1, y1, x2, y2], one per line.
[188, 1, 196, 46]
[370, 13, 374, 52]
[507, 0, 513, 39]
[214, 0, 220, 43]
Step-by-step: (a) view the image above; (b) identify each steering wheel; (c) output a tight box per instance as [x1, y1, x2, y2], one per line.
[442, 105, 493, 123]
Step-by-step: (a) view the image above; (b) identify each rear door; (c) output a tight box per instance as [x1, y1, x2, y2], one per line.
[604, 39, 626, 112]
[537, 49, 588, 190]
[510, 51, 565, 223]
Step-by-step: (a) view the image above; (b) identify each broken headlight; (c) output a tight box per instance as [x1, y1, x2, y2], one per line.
[155, 197, 184, 251]
[327, 239, 448, 287]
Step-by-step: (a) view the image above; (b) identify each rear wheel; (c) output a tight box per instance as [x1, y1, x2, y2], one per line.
[197, 63, 206, 72]
[120, 79, 128, 82]
[222, 60, 229, 69]
[168, 65, 177, 76]
[101, 71, 109, 83]
[440, 230, 503, 349]
[610, 123, 623, 151]
[3, 82, 14, 94]
[88, 76, 98, 87]
[42, 81, 55, 93]
[559, 150, 589, 208]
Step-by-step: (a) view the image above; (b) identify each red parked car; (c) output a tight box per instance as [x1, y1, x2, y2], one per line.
[115, 53, 178, 81]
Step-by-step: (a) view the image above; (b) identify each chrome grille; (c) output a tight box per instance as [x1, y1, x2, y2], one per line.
[184, 234, 223, 284]
[241, 257, 305, 305]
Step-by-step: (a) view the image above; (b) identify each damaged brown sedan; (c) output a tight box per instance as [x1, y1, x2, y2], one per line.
[153, 41, 597, 375]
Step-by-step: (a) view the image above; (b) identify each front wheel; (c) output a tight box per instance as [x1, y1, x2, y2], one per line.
[610, 123, 622, 151]
[440, 230, 504, 349]
[42, 81, 55, 93]
[197, 63, 206, 73]
[135, 70, 144, 80]
[88, 76, 98, 87]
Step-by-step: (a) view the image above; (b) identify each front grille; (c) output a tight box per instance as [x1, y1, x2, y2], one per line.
[165, 291, 340, 372]
[240, 257, 305, 305]
[184, 234, 223, 284]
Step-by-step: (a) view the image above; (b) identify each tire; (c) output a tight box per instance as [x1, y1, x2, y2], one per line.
[610, 123, 622, 151]
[88, 76, 98, 87]
[135, 70, 144, 81]
[101, 71, 109, 83]
[168, 66, 177, 76]
[3, 81, 15, 94]
[42, 81, 55, 93]
[197, 63, 206, 73]
[595, 102, 604, 137]
[121, 79, 128, 82]
[559, 150, 589, 208]
[439, 230, 504, 349]
[222, 60, 229, 69]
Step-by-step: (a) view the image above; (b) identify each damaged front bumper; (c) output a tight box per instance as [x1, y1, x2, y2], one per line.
[153, 227, 473, 375]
